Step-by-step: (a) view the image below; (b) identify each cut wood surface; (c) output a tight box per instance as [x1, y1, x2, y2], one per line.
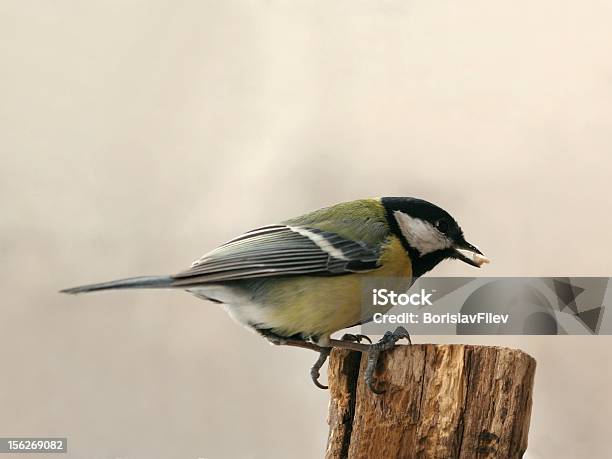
[326, 344, 536, 459]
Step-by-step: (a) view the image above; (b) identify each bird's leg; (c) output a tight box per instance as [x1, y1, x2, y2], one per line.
[363, 326, 411, 394]
[310, 347, 331, 389]
[341, 333, 372, 344]
[327, 338, 372, 352]
[307, 334, 371, 389]
[263, 332, 331, 389]
[264, 333, 323, 352]
[328, 327, 412, 394]
[263, 328, 411, 393]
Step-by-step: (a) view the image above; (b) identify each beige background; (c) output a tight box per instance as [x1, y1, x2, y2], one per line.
[1, 1, 611, 458]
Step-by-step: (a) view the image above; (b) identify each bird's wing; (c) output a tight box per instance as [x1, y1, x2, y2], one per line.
[172, 224, 384, 285]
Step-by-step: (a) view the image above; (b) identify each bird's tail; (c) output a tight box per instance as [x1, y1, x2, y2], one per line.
[60, 275, 175, 294]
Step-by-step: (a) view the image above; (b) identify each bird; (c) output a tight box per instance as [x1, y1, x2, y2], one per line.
[62, 197, 489, 392]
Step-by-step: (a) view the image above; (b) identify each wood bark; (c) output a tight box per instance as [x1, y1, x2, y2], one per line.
[325, 344, 536, 459]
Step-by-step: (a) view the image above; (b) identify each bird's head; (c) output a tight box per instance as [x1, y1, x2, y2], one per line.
[382, 197, 489, 277]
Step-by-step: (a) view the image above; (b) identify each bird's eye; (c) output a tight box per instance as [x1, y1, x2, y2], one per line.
[435, 220, 448, 233]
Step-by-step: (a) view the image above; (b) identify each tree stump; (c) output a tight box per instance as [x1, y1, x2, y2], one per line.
[326, 344, 536, 459]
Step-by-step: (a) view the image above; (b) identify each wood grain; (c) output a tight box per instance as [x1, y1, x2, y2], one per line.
[325, 345, 536, 459]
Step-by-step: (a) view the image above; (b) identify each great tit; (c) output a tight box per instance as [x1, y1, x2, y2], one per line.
[62, 197, 488, 392]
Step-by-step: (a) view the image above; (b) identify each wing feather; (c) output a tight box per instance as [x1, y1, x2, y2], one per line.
[173, 225, 381, 284]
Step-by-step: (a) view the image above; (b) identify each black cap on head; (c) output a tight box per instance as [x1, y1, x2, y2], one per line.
[381, 196, 486, 276]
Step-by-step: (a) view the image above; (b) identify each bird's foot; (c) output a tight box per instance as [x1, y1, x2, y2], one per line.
[364, 326, 412, 394]
[341, 333, 372, 344]
[309, 334, 370, 389]
[262, 328, 411, 392]
[310, 348, 331, 389]
[261, 331, 331, 389]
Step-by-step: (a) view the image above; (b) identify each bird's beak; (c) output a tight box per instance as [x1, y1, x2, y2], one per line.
[453, 239, 490, 268]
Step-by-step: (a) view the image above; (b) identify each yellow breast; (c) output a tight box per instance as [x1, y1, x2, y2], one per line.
[263, 235, 412, 338]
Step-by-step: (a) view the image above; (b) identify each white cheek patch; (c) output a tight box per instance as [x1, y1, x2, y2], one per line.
[393, 211, 452, 255]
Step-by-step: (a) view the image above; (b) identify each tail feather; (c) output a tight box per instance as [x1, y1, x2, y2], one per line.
[60, 275, 175, 294]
